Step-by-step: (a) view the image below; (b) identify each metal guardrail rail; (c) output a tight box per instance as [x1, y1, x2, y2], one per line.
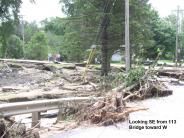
[0, 97, 104, 127]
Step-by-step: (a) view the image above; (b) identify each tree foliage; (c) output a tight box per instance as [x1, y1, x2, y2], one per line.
[24, 32, 48, 60]
[0, 0, 179, 66]
[0, 0, 22, 57]
[6, 35, 23, 58]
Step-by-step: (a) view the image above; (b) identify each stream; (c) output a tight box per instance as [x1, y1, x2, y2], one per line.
[48, 84, 184, 138]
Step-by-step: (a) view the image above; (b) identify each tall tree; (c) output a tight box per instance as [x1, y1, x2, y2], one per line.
[61, 0, 159, 72]
[0, 0, 22, 57]
[100, 1, 113, 76]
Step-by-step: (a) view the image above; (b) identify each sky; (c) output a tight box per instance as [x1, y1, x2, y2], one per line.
[149, 0, 184, 17]
[20, 0, 64, 22]
[20, 0, 184, 22]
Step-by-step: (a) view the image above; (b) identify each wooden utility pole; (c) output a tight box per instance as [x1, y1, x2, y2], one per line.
[174, 6, 184, 67]
[19, 15, 25, 58]
[175, 6, 180, 67]
[125, 0, 130, 72]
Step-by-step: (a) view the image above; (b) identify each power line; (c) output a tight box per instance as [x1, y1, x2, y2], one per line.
[94, 0, 118, 43]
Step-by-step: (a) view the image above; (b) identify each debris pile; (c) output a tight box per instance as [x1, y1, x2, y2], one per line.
[86, 69, 173, 126]
[0, 119, 39, 138]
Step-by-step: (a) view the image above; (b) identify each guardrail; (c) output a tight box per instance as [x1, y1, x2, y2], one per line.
[0, 97, 103, 128]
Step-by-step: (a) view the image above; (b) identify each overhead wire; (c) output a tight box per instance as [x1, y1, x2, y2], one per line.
[82, 0, 118, 82]
[94, 0, 118, 43]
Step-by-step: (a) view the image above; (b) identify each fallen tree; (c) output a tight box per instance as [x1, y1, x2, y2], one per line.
[83, 65, 173, 126]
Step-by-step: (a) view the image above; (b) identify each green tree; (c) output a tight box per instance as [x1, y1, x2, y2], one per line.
[41, 18, 65, 58]
[0, 0, 22, 21]
[24, 21, 39, 44]
[6, 35, 23, 58]
[151, 18, 175, 60]
[42, 17, 66, 35]
[0, 21, 14, 57]
[0, 0, 35, 58]
[0, 0, 22, 57]
[25, 32, 48, 60]
[61, 0, 159, 74]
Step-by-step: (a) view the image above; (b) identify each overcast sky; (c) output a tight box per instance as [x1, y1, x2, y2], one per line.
[20, 0, 184, 22]
[149, 0, 184, 17]
[20, 0, 64, 22]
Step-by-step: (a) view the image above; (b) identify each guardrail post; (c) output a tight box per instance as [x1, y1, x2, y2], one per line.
[32, 112, 41, 128]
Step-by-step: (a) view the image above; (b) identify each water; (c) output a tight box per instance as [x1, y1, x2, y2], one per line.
[48, 85, 184, 138]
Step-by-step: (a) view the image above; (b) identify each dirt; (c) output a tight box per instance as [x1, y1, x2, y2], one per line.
[0, 61, 102, 102]
[0, 60, 105, 137]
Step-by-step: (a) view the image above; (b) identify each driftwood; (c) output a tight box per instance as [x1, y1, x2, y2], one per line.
[86, 75, 172, 126]
[86, 57, 173, 126]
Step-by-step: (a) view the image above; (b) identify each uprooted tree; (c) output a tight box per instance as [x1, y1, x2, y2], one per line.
[85, 68, 172, 126]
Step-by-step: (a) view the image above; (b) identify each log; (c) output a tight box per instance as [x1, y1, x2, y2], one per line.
[157, 71, 182, 79]
[0, 58, 49, 65]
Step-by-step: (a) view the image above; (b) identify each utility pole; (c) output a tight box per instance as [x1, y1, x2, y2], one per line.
[20, 15, 25, 58]
[174, 6, 184, 67]
[175, 6, 179, 67]
[125, 0, 130, 72]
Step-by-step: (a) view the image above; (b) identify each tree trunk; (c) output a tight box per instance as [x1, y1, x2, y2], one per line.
[101, 19, 109, 76]
[100, 3, 111, 76]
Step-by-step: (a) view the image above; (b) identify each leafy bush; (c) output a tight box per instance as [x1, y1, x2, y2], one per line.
[111, 66, 145, 88]
[125, 67, 145, 86]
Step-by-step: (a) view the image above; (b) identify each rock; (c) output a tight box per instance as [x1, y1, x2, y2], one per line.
[36, 64, 56, 73]
[8, 63, 23, 69]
